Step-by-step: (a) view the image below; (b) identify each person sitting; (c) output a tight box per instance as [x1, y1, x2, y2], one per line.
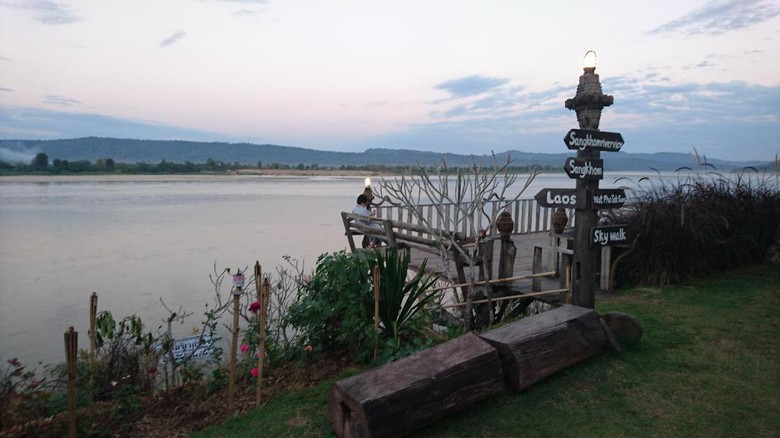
[352, 194, 383, 248]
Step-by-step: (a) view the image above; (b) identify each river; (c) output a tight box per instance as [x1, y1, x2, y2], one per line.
[0, 171, 691, 367]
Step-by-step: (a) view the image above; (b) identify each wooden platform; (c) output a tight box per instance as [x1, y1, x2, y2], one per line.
[402, 230, 572, 303]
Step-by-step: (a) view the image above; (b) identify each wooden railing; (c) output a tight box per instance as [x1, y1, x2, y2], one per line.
[375, 198, 575, 236]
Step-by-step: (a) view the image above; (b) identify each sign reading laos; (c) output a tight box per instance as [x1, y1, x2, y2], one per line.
[535, 188, 580, 209]
[591, 188, 627, 209]
[564, 129, 624, 152]
[591, 225, 630, 247]
[564, 157, 604, 180]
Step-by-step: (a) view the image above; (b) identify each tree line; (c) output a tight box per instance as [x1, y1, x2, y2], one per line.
[0, 152, 558, 175]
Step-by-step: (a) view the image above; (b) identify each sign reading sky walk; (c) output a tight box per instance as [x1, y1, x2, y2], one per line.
[564, 157, 604, 180]
[590, 225, 631, 248]
[564, 129, 624, 152]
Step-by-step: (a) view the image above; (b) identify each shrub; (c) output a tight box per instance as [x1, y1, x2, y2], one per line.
[285, 249, 441, 363]
[608, 168, 779, 286]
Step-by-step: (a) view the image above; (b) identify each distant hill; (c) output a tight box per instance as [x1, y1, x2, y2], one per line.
[0, 137, 773, 172]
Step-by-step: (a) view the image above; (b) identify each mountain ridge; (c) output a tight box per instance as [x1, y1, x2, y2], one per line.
[0, 137, 773, 172]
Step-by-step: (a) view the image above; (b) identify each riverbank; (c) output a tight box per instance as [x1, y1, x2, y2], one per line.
[196, 265, 780, 438]
[0, 168, 386, 182]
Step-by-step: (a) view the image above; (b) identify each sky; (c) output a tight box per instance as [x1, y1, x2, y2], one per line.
[0, 0, 779, 162]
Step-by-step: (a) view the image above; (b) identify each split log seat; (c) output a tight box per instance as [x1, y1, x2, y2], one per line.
[328, 333, 503, 438]
[479, 304, 606, 392]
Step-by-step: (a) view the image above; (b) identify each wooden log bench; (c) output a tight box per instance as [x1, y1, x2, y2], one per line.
[479, 304, 606, 391]
[328, 332, 503, 438]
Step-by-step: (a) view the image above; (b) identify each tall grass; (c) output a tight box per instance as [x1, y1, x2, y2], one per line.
[609, 165, 779, 286]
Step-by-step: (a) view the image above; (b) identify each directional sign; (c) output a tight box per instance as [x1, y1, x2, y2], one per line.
[564, 129, 624, 152]
[591, 188, 627, 209]
[564, 157, 604, 180]
[535, 188, 580, 209]
[591, 225, 631, 248]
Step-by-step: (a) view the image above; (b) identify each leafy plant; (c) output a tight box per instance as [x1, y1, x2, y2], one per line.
[375, 247, 439, 343]
[285, 251, 375, 355]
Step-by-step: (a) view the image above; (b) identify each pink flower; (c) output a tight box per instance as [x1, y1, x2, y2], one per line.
[249, 301, 261, 313]
[304, 345, 313, 352]
[240, 344, 249, 353]
[251, 367, 259, 378]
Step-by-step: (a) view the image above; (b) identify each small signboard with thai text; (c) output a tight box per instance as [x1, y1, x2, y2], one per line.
[157, 334, 213, 364]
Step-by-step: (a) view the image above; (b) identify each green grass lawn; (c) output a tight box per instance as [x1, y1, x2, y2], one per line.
[195, 265, 780, 438]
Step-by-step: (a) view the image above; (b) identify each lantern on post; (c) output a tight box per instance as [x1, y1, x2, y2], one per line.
[363, 177, 374, 207]
[228, 268, 245, 412]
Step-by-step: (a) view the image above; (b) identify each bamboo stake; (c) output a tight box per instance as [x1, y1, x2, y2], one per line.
[564, 264, 572, 304]
[440, 288, 570, 309]
[373, 266, 380, 360]
[228, 288, 240, 413]
[89, 292, 97, 388]
[257, 278, 270, 405]
[89, 292, 97, 360]
[64, 327, 78, 438]
[254, 261, 262, 405]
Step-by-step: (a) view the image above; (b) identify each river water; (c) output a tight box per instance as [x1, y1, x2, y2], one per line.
[0, 172, 685, 367]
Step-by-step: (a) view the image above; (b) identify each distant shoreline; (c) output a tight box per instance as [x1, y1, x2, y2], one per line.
[0, 169, 388, 182]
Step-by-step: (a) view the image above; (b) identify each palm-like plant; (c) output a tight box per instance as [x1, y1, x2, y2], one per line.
[374, 247, 439, 343]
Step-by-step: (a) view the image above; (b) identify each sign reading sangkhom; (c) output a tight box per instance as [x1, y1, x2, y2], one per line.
[590, 225, 631, 247]
[591, 188, 627, 209]
[564, 157, 604, 180]
[534, 188, 581, 209]
[564, 129, 624, 152]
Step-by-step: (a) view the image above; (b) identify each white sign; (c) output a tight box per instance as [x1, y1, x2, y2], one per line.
[158, 334, 213, 363]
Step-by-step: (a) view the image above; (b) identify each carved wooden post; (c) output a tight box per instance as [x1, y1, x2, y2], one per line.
[496, 211, 516, 280]
[565, 51, 614, 309]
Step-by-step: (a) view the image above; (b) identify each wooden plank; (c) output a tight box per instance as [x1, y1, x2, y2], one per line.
[329, 333, 504, 438]
[479, 304, 606, 391]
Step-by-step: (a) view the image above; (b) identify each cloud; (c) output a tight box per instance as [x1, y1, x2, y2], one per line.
[0, 0, 81, 25]
[435, 75, 510, 99]
[0, 87, 14, 92]
[44, 94, 80, 107]
[217, 0, 268, 3]
[647, 0, 780, 36]
[160, 31, 187, 48]
[0, 106, 238, 143]
[365, 76, 780, 162]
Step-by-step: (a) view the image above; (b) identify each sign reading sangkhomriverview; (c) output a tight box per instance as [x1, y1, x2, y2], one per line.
[564, 129, 624, 152]
[591, 188, 627, 209]
[564, 157, 604, 180]
[590, 225, 630, 247]
[534, 188, 580, 208]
